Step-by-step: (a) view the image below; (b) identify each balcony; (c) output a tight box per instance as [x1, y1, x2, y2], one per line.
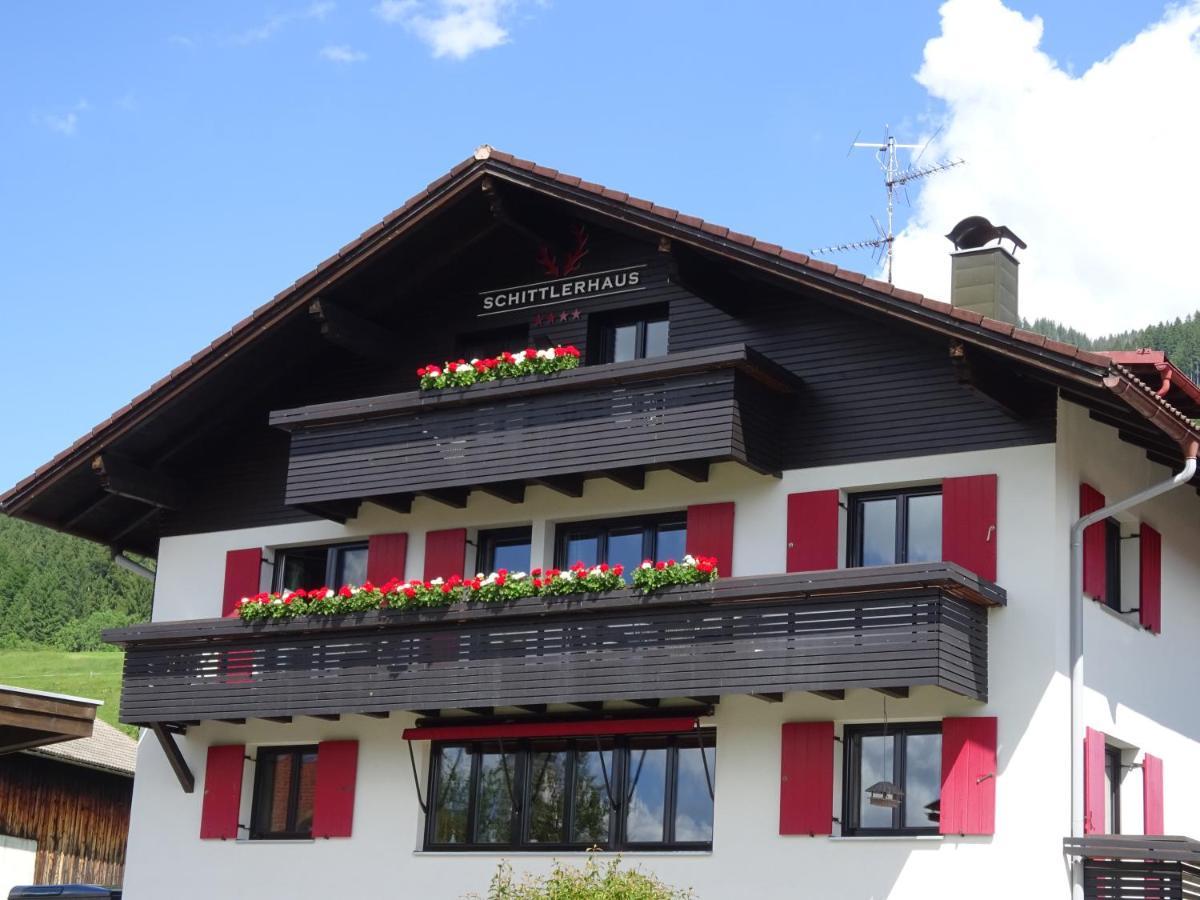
[269, 344, 795, 513]
[103, 563, 1003, 727]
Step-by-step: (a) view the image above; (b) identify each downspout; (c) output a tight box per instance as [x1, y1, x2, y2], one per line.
[1068, 376, 1198, 899]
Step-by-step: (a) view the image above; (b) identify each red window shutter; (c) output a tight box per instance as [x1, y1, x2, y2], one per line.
[686, 502, 735, 575]
[1080, 484, 1107, 602]
[1139, 524, 1162, 634]
[941, 475, 998, 582]
[779, 721, 834, 835]
[312, 740, 359, 839]
[424, 528, 467, 580]
[1084, 727, 1106, 834]
[367, 533, 408, 585]
[786, 491, 840, 572]
[199, 745, 245, 839]
[939, 716, 997, 835]
[222, 548, 262, 617]
[1143, 753, 1164, 835]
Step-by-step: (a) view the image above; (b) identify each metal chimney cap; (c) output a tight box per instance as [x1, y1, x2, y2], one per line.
[946, 215, 1027, 252]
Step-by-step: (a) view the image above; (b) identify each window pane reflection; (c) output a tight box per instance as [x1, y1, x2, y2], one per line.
[572, 749, 612, 844]
[905, 495, 942, 564]
[860, 499, 897, 566]
[337, 546, 368, 586]
[607, 530, 643, 581]
[565, 535, 600, 568]
[491, 541, 531, 573]
[645, 320, 670, 358]
[674, 745, 715, 842]
[434, 747, 470, 843]
[527, 750, 567, 842]
[474, 751, 515, 843]
[858, 734, 894, 829]
[625, 747, 668, 842]
[903, 733, 941, 828]
[655, 525, 687, 565]
[612, 324, 638, 363]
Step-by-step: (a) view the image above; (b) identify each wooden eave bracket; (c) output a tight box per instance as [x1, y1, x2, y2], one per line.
[949, 339, 1038, 420]
[91, 451, 182, 510]
[309, 298, 403, 360]
[151, 722, 195, 793]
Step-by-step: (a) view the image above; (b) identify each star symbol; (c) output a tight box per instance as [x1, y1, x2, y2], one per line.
[558, 310, 569, 322]
[571, 308, 581, 320]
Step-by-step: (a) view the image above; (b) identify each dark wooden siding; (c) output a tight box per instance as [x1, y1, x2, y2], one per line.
[277, 346, 787, 506]
[109, 566, 999, 723]
[0, 753, 131, 886]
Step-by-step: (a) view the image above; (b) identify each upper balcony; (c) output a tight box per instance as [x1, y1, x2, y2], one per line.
[269, 344, 796, 515]
[103, 562, 1003, 728]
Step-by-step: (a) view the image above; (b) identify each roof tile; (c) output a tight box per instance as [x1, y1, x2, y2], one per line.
[981, 317, 1016, 336]
[488, 150, 515, 164]
[557, 174, 582, 187]
[1013, 328, 1048, 348]
[601, 188, 629, 202]
[700, 222, 730, 238]
[650, 204, 679, 221]
[578, 180, 604, 195]
[627, 196, 653, 211]
[891, 288, 924, 306]
[532, 165, 559, 179]
[835, 268, 867, 285]
[806, 258, 837, 274]
[950, 307, 984, 325]
[919, 297, 953, 315]
[780, 249, 810, 265]
[1043, 338, 1080, 359]
[862, 277, 894, 295]
[676, 213, 703, 229]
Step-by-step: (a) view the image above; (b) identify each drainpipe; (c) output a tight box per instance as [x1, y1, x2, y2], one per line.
[1069, 449, 1197, 899]
[111, 550, 156, 582]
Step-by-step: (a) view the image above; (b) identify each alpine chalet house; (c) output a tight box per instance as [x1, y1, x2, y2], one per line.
[4, 147, 1200, 899]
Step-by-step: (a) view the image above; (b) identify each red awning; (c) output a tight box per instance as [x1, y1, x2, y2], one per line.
[402, 716, 699, 742]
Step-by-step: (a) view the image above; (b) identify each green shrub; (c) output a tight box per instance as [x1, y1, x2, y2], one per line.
[469, 857, 694, 900]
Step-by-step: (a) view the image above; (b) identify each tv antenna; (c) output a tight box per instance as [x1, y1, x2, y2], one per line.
[812, 125, 964, 283]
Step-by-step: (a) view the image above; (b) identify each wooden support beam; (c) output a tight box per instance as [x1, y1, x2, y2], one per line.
[309, 298, 403, 360]
[751, 693, 784, 703]
[629, 699, 661, 709]
[62, 491, 116, 530]
[419, 488, 470, 509]
[688, 696, 720, 706]
[216, 718, 247, 725]
[415, 709, 441, 718]
[949, 340, 1039, 419]
[477, 482, 526, 505]
[664, 460, 710, 483]
[532, 475, 585, 498]
[359, 711, 390, 719]
[151, 723, 195, 793]
[262, 716, 292, 724]
[310, 714, 341, 722]
[461, 706, 495, 717]
[369, 493, 413, 515]
[874, 687, 909, 699]
[812, 690, 846, 701]
[110, 505, 163, 544]
[297, 500, 360, 524]
[91, 452, 183, 510]
[515, 704, 548, 715]
[601, 468, 645, 491]
[567, 701, 604, 713]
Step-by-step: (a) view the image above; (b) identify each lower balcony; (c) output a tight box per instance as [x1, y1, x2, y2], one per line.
[104, 563, 1003, 727]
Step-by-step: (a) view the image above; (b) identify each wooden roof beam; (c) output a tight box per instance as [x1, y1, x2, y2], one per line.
[91, 451, 183, 510]
[309, 298, 403, 360]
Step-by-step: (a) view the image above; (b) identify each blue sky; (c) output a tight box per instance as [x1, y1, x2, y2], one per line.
[0, 1, 1189, 492]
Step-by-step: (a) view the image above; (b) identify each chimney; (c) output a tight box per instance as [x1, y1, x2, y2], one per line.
[945, 216, 1027, 326]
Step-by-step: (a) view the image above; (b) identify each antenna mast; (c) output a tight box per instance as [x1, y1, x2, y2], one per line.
[813, 125, 963, 283]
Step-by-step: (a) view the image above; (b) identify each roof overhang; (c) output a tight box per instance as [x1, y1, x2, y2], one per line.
[0, 684, 100, 756]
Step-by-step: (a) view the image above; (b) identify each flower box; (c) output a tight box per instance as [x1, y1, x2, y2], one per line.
[418, 345, 581, 390]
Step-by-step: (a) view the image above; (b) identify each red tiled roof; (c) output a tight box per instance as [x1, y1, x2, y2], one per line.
[1, 145, 1194, 512]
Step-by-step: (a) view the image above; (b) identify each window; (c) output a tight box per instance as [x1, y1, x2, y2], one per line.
[274, 542, 367, 591]
[1104, 519, 1122, 612]
[1105, 745, 1122, 834]
[425, 732, 715, 851]
[477, 527, 532, 574]
[555, 513, 687, 580]
[592, 306, 669, 364]
[250, 746, 319, 840]
[849, 487, 942, 568]
[842, 723, 942, 836]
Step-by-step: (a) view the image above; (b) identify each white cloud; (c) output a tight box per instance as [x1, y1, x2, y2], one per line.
[319, 44, 367, 63]
[39, 99, 89, 137]
[168, 34, 197, 49]
[892, 0, 1200, 335]
[230, 1, 335, 45]
[375, 0, 513, 60]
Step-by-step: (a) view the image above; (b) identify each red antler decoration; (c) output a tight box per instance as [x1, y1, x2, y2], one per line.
[535, 245, 560, 277]
[559, 224, 589, 276]
[534, 225, 589, 278]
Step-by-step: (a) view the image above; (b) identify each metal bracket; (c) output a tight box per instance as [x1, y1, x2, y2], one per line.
[975, 772, 996, 784]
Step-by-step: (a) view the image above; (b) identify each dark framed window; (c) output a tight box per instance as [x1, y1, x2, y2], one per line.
[555, 512, 686, 580]
[590, 306, 669, 364]
[842, 723, 942, 836]
[425, 732, 715, 851]
[1104, 519, 1123, 612]
[1105, 744, 1122, 834]
[250, 745, 319, 840]
[849, 487, 942, 568]
[477, 527, 533, 574]
[274, 542, 368, 591]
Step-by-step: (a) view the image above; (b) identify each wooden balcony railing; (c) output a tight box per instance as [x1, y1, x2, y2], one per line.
[268, 344, 796, 513]
[103, 563, 1003, 726]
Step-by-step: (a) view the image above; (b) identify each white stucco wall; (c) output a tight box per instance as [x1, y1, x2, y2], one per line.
[1055, 399, 1200, 838]
[0, 835, 36, 895]
[122, 441, 1110, 899]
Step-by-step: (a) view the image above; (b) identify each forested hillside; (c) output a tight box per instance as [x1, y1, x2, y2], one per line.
[0, 515, 152, 651]
[1023, 310, 1200, 379]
